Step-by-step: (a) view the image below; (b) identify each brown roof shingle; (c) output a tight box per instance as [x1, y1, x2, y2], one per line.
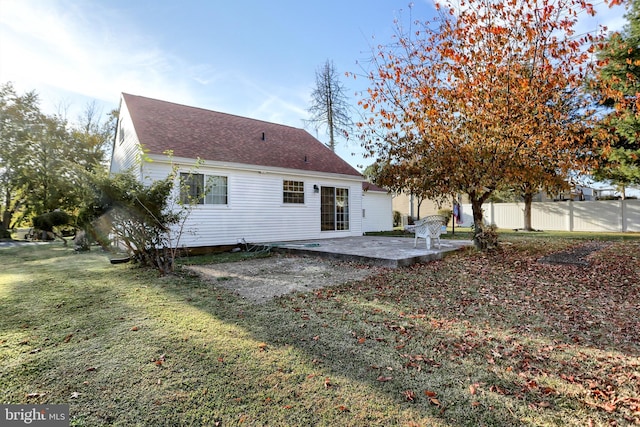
[362, 182, 389, 193]
[122, 93, 361, 177]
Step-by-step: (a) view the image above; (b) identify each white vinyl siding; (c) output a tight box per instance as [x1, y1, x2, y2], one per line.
[109, 102, 143, 178]
[362, 190, 393, 232]
[141, 161, 363, 247]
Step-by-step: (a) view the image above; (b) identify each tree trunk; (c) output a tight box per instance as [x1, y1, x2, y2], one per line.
[328, 105, 335, 152]
[1, 188, 12, 238]
[469, 189, 498, 250]
[470, 196, 484, 249]
[523, 191, 533, 231]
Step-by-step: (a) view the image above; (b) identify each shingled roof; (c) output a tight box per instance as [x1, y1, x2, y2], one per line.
[122, 93, 361, 177]
[362, 182, 389, 193]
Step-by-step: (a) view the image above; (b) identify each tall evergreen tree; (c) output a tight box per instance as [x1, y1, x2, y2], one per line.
[592, 0, 640, 192]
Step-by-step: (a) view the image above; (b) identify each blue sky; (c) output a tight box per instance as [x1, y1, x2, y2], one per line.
[0, 0, 627, 170]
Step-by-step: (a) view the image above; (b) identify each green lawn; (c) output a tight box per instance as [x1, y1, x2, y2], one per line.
[1, 235, 639, 426]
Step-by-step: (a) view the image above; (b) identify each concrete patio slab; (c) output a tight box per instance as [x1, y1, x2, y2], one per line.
[268, 236, 474, 268]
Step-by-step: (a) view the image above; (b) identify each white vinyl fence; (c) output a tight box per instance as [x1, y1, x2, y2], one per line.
[458, 200, 640, 232]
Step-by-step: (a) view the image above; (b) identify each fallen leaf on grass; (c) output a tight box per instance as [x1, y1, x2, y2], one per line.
[85, 366, 97, 372]
[336, 405, 350, 412]
[26, 393, 46, 399]
[63, 334, 73, 343]
[258, 342, 268, 352]
[324, 377, 332, 389]
[424, 390, 441, 406]
[404, 389, 416, 402]
[130, 326, 139, 331]
[541, 386, 556, 395]
[489, 384, 508, 395]
[469, 383, 479, 395]
[377, 376, 393, 382]
[29, 348, 41, 354]
[70, 392, 80, 399]
[152, 353, 166, 366]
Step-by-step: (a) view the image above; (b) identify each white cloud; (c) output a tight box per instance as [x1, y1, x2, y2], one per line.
[0, 0, 201, 116]
[0, 0, 314, 128]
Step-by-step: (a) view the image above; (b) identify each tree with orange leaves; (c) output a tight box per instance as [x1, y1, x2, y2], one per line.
[355, 0, 615, 247]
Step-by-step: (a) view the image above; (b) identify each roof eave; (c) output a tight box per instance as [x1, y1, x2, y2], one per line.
[144, 153, 363, 181]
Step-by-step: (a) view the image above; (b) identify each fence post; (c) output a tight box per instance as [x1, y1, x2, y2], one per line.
[489, 202, 496, 225]
[568, 200, 574, 232]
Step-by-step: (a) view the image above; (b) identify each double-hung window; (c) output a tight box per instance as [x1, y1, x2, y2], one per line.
[283, 180, 304, 204]
[180, 173, 228, 205]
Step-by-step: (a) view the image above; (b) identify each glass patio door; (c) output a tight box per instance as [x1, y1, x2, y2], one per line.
[321, 186, 349, 231]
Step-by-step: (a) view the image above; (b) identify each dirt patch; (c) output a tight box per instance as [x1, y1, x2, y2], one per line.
[538, 242, 609, 266]
[186, 254, 382, 304]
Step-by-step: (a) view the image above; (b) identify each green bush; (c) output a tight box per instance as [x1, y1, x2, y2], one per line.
[78, 170, 183, 274]
[32, 211, 71, 232]
[438, 208, 453, 225]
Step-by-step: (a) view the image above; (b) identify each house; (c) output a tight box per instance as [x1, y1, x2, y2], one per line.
[109, 93, 391, 248]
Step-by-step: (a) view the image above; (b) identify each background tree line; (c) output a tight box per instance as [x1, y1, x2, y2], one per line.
[0, 82, 116, 238]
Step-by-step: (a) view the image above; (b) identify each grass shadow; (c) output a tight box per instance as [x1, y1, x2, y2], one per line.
[1, 237, 638, 425]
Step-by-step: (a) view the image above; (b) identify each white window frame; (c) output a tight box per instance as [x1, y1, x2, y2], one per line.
[283, 180, 305, 204]
[180, 173, 228, 206]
